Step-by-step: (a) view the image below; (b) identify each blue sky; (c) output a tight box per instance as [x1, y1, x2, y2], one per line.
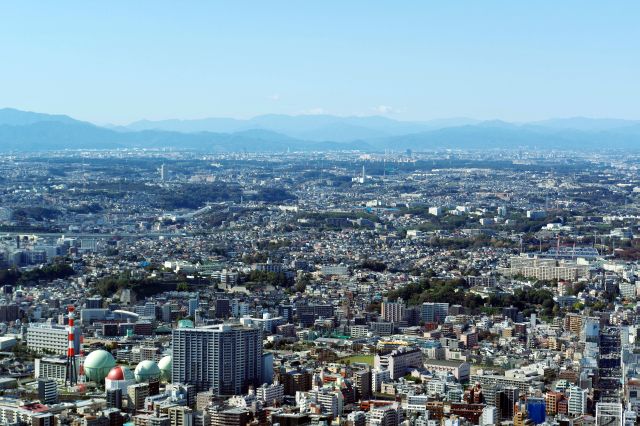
[1, 1, 638, 124]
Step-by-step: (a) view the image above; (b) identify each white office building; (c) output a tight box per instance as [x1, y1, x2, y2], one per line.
[34, 357, 73, 383]
[595, 402, 623, 426]
[374, 347, 423, 380]
[568, 386, 588, 415]
[372, 369, 391, 392]
[297, 388, 344, 419]
[369, 402, 403, 425]
[256, 382, 284, 405]
[481, 405, 498, 426]
[27, 323, 81, 356]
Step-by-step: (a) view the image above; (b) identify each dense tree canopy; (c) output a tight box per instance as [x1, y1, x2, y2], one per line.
[387, 277, 556, 317]
[0, 263, 74, 286]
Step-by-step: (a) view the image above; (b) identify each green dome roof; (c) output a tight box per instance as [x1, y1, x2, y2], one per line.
[134, 360, 161, 383]
[84, 350, 116, 383]
[158, 355, 172, 382]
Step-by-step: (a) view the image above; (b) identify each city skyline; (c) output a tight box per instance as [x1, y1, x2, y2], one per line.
[1, 2, 639, 425]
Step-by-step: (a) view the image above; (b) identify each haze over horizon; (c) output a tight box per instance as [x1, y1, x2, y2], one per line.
[1, 1, 639, 125]
[5, 107, 640, 129]
[8, 106, 640, 128]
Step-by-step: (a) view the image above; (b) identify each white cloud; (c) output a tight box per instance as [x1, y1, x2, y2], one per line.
[371, 105, 398, 114]
[301, 107, 326, 115]
[268, 93, 281, 101]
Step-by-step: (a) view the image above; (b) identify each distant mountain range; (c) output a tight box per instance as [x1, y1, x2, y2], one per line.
[121, 115, 482, 142]
[1, 107, 639, 152]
